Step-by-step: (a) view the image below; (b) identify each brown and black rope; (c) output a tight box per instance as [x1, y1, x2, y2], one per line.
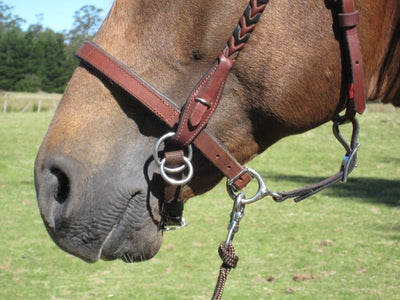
[212, 243, 239, 300]
[225, 0, 270, 58]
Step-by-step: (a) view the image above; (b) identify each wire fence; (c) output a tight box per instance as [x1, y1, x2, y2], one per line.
[1, 92, 61, 113]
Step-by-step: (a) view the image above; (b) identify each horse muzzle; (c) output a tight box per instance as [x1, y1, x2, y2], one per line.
[34, 153, 163, 263]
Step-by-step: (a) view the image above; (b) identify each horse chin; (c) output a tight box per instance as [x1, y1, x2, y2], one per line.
[98, 192, 163, 264]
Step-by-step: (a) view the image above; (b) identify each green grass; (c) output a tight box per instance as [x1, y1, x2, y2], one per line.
[0, 103, 399, 299]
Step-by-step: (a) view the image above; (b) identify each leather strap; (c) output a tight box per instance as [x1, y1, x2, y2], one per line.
[175, 54, 234, 146]
[162, 150, 185, 227]
[76, 42, 179, 128]
[75, 0, 366, 196]
[339, 0, 366, 114]
[76, 42, 252, 190]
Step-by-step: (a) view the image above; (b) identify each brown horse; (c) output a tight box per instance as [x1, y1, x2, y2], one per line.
[34, 0, 399, 264]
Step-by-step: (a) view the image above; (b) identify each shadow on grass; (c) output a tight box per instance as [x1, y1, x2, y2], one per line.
[262, 173, 400, 207]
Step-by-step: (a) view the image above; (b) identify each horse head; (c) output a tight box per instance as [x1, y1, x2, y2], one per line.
[34, 0, 399, 263]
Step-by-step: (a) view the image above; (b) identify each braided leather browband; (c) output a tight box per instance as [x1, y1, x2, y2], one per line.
[76, 0, 365, 192]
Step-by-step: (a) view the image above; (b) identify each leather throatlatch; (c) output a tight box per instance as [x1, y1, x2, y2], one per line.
[339, 1, 365, 114]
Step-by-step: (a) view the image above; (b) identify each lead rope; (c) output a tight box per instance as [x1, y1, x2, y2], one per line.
[212, 193, 247, 300]
[212, 113, 360, 299]
[212, 243, 239, 300]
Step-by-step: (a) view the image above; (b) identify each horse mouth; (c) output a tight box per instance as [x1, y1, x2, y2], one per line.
[120, 253, 139, 263]
[98, 191, 163, 263]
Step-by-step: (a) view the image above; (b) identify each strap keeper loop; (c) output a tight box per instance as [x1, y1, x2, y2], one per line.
[338, 11, 359, 28]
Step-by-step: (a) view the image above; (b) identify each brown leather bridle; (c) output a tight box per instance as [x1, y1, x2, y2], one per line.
[77, 0, 365, 230]
[76, 0, 366, 297]
[76, 0, 365, 230]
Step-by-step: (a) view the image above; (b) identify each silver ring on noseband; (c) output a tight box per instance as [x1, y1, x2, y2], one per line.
[154, 132, 194, 185]
[160, 156, 194, 185]
[153, 132, 193, 173]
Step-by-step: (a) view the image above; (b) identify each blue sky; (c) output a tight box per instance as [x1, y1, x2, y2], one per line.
[7, 0, 114, 32]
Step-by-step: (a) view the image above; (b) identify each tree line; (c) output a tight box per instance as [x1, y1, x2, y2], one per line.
[0, 2, 103, 93]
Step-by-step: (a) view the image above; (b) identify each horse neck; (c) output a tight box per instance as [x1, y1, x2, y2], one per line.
[364, 0, 400, 105]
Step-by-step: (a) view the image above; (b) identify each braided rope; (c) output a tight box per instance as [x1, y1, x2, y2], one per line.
[225, 0, 270, 58]
[212, 243, 239, 300]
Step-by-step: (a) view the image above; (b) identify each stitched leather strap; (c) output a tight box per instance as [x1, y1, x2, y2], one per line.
[76, 42, 252, 190]
[175, 54, 234, 146]
[339, 0, 366, 114]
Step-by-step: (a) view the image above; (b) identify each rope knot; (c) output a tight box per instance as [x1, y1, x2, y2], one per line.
[218, 242, 239, 268]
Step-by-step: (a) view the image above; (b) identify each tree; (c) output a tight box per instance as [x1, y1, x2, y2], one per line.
[38, 30, 70, 93]
[64, 5, 104, 77]
[0, 1, 25, 30]
[67, 5, 103, 45]
[0, 27, 31, 90]
[0, 1, 29, 90]
[0, 3, 104, 93]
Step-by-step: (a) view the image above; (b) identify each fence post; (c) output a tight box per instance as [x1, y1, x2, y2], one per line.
[3, 101, 6, 112]
[22, 102, 31, 112]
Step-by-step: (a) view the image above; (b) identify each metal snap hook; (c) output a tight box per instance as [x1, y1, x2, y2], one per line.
[333, 117, 361, 183]
[226, 167, 271, 204]
[225, 193, 246, 246]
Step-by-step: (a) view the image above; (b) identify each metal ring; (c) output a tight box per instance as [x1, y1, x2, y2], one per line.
[154, 132, 175, 166]
[160, 156, 194, 186]
[153, 132, 193, 173]
[226, 167, 270, 204]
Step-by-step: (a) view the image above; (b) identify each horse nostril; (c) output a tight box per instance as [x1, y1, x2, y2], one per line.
[50, 167, 70, 204]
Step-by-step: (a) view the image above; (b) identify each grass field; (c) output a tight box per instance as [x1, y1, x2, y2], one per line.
[0, 95, 399, 299]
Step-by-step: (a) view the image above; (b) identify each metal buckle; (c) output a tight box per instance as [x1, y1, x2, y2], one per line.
[153, 132, 194, 185]
[162, 217, 188, 232]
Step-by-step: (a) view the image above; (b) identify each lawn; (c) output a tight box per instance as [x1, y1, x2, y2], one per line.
[0, 100, 399, 299]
